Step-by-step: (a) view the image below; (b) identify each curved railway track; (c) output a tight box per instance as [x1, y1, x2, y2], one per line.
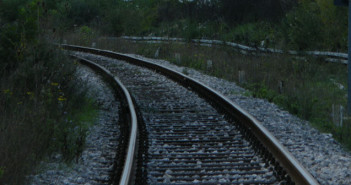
[66, 45, 319, 185]
[72, 56, 138, 185]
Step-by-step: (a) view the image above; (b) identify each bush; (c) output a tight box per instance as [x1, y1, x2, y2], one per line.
[0, 0, 27, 22]
[0, 39, 97, 185]
[281, 2, 324, 50]
[244, 83, 278, 102]
[66, 0, 99, 26]
[225, 22, 277, 47]
[182, 20, 201, 42]
[156, 0, 182, 22]
[104, 10, 125, 36]
[0, 2, 97, 182]
[77, 25, 95, 45]
[316, 0, 348, 51]
[280, 0, 347, 51]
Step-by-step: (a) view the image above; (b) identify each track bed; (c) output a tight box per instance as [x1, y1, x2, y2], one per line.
[76, 53, 282, 184]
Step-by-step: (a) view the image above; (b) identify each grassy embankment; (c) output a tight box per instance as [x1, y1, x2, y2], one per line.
[0, 1, 98, 184]
[0, 40, 98, 185]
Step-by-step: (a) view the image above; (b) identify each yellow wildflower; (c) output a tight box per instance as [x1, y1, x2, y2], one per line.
[51, 82, 59, 86]
[58, 96, 67, 101]
[2, 89, 10, 94]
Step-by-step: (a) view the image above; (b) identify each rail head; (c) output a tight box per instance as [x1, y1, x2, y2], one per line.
[63, 44, 319, 185]
[72, 55, 137, 185]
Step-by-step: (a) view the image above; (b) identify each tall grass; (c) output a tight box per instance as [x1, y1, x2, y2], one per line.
[0, 40, 97, 185]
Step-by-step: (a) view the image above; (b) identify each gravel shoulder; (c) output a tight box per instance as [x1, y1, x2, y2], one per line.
[28, 65, 120, 185]
[123, 53, 351, 185]
[27, 50, 351, 185]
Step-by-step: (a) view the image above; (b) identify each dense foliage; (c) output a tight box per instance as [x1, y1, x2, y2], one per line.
[0, 0, 96, 184]
[35, 0, 347, 51]
[1, 0, 343, 51]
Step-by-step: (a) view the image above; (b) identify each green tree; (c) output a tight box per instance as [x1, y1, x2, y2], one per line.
[282, 1, 324, 50]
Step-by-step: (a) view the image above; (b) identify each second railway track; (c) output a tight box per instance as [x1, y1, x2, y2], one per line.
[66, 45, 319, 185]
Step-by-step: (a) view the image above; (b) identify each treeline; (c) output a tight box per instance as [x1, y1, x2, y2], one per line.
[24, 0, 296, 35]
[2, 0, 347, 51]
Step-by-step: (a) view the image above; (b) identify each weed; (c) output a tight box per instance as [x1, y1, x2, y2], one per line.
[183, 20, 200, 42]
[77, 26, 96, 46]
[224, 22, 277, 47]
[0, 40, 97, 184]
[244, 83, 277, 102]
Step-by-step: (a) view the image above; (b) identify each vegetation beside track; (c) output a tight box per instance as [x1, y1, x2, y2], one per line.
[66, 37, 351, 152]
[0, 1, 97, 184]
[21, 0, 345, 52]
[0, 0, 350, 183]
[1, 0, 345, 52]
[55, 0, 346, 148]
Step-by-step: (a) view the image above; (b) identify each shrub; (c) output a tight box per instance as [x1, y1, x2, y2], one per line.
[0, 39, 97, 185]
[281, 2, 324, 50]
[66, 0, 99, 26]
[104, 10, 125, 36]
[0, 5, 97, 182]
[182, 20, 200, 42]
[77, 25, 95, 45]
[316, 0, 348, 51]
[225, 22, 277, 47]
[0, 0, 27, 22]
[244, 83, 278, 102]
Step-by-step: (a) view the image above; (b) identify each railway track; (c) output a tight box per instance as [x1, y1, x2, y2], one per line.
[66, 45, 319, 185]
[72, 55, 138, 185]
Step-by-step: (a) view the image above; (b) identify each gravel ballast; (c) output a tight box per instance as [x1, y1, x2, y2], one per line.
[76, 51, 350, 185]
[122, 53, 351, 185]
[82, 54, 283, 184]
[29, 49, 351, 184]
[28, 66, 120, 185]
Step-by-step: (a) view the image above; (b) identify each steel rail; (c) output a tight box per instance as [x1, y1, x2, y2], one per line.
[63, 44, 319, 185]
[72, 55, 138, 185]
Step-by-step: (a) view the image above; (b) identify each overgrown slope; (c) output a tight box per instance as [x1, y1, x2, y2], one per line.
[0, 1, 97, 184]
